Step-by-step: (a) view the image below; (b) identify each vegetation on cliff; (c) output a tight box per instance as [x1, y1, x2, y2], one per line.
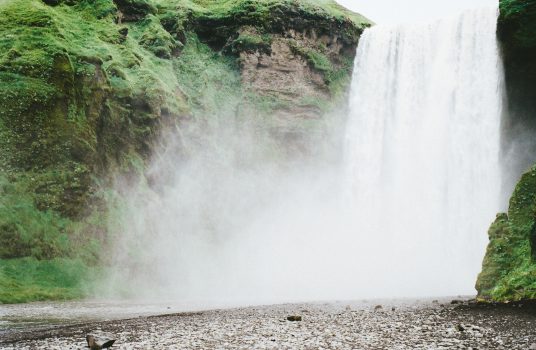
[498, 0, 536, 179]
[476, 0, 536, 302]
[0, 0, 370, 303]
[477, 166, 536, 301]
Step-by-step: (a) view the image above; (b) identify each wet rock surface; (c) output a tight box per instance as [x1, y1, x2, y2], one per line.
[1, 299, 534, 349]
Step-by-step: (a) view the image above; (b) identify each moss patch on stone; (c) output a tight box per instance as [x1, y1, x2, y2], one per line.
[477, 166, 536, 301]
[230, 28, 273, 54]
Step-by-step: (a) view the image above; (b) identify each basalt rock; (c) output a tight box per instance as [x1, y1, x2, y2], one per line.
[498, 0, 536, 188]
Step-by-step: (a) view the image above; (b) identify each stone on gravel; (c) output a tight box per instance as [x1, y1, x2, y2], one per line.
[86, 334, 116, 349]
[287, 315, 302, 322]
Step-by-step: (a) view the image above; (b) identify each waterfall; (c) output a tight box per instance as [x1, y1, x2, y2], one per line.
[106, 7, 504, 303]
[344, 7, 504, 295]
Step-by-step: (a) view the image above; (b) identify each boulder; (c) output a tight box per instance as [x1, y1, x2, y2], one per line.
[86, 334, 116, 349]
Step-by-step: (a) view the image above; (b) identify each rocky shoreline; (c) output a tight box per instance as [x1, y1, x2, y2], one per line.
[1, 299, 535, 349]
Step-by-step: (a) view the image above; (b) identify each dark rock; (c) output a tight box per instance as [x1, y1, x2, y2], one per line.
[455, 324, 465, 332]
[287, 315, 302, 322]
[42, 0, 61, 6]
[118, 27, 128, 43]
[86, 334, 116, 349]
[450, 300, 462, 305]
[113, 0, 156, 22]
[374, 305, 383, 310]
[79, 55, 104, 66]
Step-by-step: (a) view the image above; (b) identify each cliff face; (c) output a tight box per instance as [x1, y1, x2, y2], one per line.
[0, 0, 370, 301]
[498, 0, 536, 188]
[477, 0, 536, 301]
[477, 166, 536, 301]
[498, 0, 536, 127]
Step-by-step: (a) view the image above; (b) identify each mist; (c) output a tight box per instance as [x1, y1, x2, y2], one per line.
[101, 7, 506, 307]
[103, 108, 374, 305]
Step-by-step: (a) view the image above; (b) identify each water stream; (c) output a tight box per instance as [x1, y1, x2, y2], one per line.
[344, 6, 504, 295]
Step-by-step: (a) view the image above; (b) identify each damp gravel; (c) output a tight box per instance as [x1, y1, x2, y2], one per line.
[1, 299, 534, 349]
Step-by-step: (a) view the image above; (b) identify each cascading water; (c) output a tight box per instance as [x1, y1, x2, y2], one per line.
[107, 7, 505, 303]
[344, 7, 504, 295]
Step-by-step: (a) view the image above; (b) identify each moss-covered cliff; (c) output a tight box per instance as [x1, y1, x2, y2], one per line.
[477, 166, 536, 301]
[477, 0, 536, 302]
[0, 0, 370, 303]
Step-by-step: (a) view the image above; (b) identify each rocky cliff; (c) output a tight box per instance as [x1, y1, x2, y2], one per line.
[0, 0, 370, 302]
[477, 166, 536, 301]
[476, 0, 536, 301]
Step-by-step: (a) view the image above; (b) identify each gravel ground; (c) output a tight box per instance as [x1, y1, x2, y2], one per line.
[1, 299, 535, 349]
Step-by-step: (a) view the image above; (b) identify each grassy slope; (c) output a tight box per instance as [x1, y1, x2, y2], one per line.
[0, 0, 368, 303]
[0, 258, 95, 303]
[158, 0, 370, 27]
[0, 0, 179, 302]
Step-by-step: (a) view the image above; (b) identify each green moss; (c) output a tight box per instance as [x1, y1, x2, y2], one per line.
[306, 50, 332, 72]
[0, 257, 96, 304]
[184, 0, 371, 29]
[114, 0, 156, 21]
[155, 0, 371, 51]
[0, 0, 189, 197]
[231, 29, 272, 54]
[500, 0, 536, 49]
[173, 33, 242, 117]
[133, 15, 183, 59]
[287, 40, 353, 99]
[477, 166, 536, 301]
